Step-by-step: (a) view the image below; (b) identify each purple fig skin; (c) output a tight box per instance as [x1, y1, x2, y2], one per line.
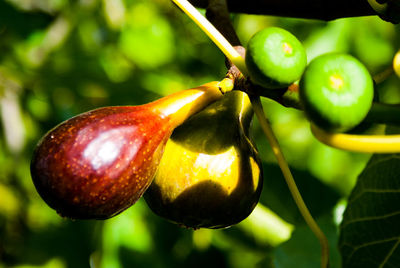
[30, 82, 224, 220]
[31, 106, 172, 219]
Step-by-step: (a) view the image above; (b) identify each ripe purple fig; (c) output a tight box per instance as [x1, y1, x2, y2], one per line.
[30, 82, 224, 219]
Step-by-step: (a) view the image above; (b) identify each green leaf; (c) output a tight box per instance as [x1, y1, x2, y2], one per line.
[118, 2, 175, 69]
[339, 153, 400, 267]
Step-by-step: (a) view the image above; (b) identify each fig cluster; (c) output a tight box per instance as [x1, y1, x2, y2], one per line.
[245, 27, 374, 133]
[30, 82, 263, 229]
[30, 82, 227, 220]
[31, 25, 376, 228]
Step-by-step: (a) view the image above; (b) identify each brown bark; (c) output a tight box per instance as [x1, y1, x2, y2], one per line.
[190, 0, 376, 21]
[206, 0, 241, 45]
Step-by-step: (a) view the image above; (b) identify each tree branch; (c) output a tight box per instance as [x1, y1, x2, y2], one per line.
[204, 0, 246, 87]
[191, 0, 377, 21]
[206, 0, 241, 46]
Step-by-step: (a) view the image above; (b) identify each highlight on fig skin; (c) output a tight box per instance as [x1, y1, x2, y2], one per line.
[144, 91, 263, 229]
[30, 82, 224, 220]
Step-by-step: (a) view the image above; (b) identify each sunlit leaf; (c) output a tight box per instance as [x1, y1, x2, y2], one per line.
[0, 183, 19, 217]
[119, 2, 175, 69]
[303, 19, 351, 62]
[352, 17, 396, 72]
[100, 45, 133, 82]
[237, 203, 294, 247]
[12, 258, 66, 268]
[102, 0, 126, 29]
[101, 200, 153, 268]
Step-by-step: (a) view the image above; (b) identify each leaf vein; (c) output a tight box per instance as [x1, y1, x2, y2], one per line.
[341, 210, 400, 229]
[364, 155, 398, 170]
[379, 238, 400, 268]
[341, 237, 400, 264]
[349, 189, 400, 204]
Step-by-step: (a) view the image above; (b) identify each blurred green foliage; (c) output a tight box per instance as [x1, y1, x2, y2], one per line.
[0, 0, 399, 267]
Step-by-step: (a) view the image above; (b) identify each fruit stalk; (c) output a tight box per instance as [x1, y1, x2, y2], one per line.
[152, 81, 226, 128]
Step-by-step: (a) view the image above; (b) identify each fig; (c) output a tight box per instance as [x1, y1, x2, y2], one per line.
[299, 53, 374, 132]
[30, 82, 224, 219]
[245, 27, 307, 89]
[144, 91, 263, 229]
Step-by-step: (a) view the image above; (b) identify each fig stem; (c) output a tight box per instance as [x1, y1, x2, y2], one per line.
[250, 96, 330, 268]
[311, 124, 400, 153]
[171, 0, 248, 76]
[218, 77, 235, 93]
[153, 81, 227, 128]
[373, 66, 393, 84]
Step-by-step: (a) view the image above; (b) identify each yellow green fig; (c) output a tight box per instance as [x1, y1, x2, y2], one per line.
[144, 90, 263, 229]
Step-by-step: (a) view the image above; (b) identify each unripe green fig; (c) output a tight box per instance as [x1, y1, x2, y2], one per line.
[299, 53, 374, 133]
[144, 91, 263, 229]
[245, 27, 307, 89]
[30, 82, 224, 220]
